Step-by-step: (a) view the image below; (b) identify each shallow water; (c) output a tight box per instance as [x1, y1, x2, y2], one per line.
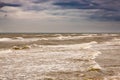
[0, 33, 120, 80]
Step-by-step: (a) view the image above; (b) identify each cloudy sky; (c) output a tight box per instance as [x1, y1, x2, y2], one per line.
[0, 0, 120, 33]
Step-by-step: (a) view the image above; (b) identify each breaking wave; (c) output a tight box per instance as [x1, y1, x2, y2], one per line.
[1, 34, 120, 79]
[0, 41, 102, 73]
[0, 34, 101, 42]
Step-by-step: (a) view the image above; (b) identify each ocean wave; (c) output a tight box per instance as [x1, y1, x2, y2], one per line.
[0, 38, 12, 41]
[0, 37, 39, 42]
[0, 34, 99, 42]
[0, 41, 100, 61]
[92, 38, 120, 50]
[104, 73, 120, 80]
[0, 41, 103, 80]
[0, 49, 12, 54]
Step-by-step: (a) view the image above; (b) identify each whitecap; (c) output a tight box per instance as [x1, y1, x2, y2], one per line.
[0, 49, 12, 54]
[13, 37, 24, 40]
[0, 37, 40, 42]
[0, 38, 12, 41]
[0, 42, 102, 73]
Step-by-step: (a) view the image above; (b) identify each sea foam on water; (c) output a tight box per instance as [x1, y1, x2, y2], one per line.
[0, 41, 102, 73]
[0, 34, 120, 79]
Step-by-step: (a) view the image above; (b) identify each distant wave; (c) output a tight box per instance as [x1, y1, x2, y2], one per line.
[0, 37, 39, 42]
[92, 38, 120, 50]
[0, 38, 12, 41]
[0, 34, 100, 42]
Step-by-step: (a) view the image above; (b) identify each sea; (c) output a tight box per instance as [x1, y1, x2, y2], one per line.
[0, 33, 120, 80]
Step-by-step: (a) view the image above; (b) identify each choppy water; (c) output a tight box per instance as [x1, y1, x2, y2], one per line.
[0, 33, 120, 80]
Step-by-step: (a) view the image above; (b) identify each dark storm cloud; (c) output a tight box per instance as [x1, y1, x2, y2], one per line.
[53, 1, 98, 9]
[32, 0, 49, 4]
[90, 10, 120, 21]
[0, 2, 21, 8]
[0, 0, 120, 21]
[53, 0, 120, 21]
[53, 0, 120, 11]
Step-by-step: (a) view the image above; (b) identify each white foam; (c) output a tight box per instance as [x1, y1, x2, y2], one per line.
[35, 34, 97, 40]
[0, 37, 39, 42]
[38, 41, 97, 49]
[0, 42, 102, 74]
[52, 35, 91, 40]
[0, 34, 99, 42]
[92, 38, 120, 50]
[0, 38, 12, 41]
[104, 73, 120, 80]
[14, 37, 24, 40]
[0, 49, 12, 54]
